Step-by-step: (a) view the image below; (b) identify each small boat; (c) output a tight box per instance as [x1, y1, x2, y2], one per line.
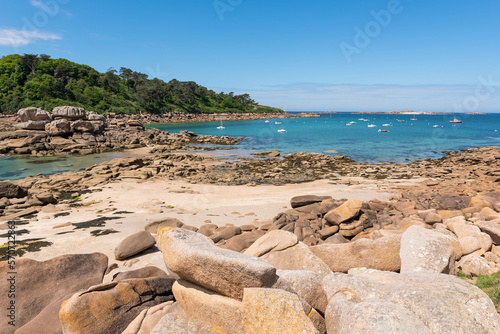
[382, 123, 392, 127]
[358, 118, 369, 121]
[433, 125, 439, 128]
[275, 121, 282, 124]
[264, 120, 270, 123]
[367, 124, 377, 128]
[410, 118, 417, 121]
[449, 118, 462, 124]
[397, 119, 405, 122]
[378, 129, 389, 132]
[216, 120, 225, 129]
[277, 129, 287, 133]
[345, 123, 352, 126]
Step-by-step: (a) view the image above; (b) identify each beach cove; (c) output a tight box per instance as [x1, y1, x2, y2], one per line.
[1, 110, 500, 333]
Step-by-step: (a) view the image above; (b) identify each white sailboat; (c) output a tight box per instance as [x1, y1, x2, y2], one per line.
[217, 120, 225, 129]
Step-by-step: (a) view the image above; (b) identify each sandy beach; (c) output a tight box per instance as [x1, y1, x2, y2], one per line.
[16, 175, 422, 279]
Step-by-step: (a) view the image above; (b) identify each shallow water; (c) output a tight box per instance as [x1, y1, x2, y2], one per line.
[0, 151, 137, 181]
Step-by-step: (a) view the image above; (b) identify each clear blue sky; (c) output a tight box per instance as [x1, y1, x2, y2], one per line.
[1, 0, 500, 112]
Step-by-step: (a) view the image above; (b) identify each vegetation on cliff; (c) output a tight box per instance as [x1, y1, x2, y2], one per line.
[0, 54, 283, 115]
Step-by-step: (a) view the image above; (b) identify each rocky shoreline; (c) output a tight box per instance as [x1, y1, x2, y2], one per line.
[1, 107, 500, 333]
[0, 146, 499, 220]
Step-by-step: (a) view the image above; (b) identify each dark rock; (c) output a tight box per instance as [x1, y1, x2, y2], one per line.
[34, 192, 57, 204]
[220, 230, 266, 252]
[0, 253, 107, 332]
[319, 226, 340, 239]
[0, 181, 27, 199]
[324, 234, 349, 244]
[113, 266, 171, 281]
[15, 293, 72, 334]
[114, 231, 156, 260]
[291, 195, 332, 209]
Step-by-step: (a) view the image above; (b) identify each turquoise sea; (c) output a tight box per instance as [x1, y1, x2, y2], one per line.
[149, 112, 500, 163]
[1, 112, 499, 181]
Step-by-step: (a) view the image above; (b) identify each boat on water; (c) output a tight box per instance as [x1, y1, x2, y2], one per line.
[277, 129, 287, 133]
[378, 129, 389, 132]
[358, 118, 369, 121]
[382, 123, 392, 127]
[217, 120, 225, 129]
[410, 118, 417, 121]
[367, 124, 377, 128]
[275, 121, 282, 124]
[397, 119, 405, 122]
[345, 121, 356, 126]
[433, 125, 440, 128]
[265, 120, 270, 123]
[449, 118, 462, 124]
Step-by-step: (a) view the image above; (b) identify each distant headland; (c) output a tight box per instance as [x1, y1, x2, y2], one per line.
[0, 54, 283, 115]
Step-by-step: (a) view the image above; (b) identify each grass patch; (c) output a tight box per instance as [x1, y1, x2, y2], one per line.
[476, 271, 500, 310]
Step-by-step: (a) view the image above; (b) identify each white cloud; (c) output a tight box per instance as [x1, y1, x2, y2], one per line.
[0, 28, 62, 47]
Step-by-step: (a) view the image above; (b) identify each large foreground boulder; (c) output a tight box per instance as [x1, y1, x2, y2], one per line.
[240, 288, 319, 334]
[322, 268, 500, 333]
[151, 313, 221, 334]
[122, 301, 177, 334]
[0, 253, 108, 334]
[310, 235, 401, 273]
[157, 227, 277, 300]
[59, 277, 175, 334]
[276, 270, 328, 314]
[400, 225, 457, 274]
[173, 279, 244, 333]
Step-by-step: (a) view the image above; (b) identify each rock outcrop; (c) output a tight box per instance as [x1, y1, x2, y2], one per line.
[0, 253, 108, 334]
[322, 268, 500, 333]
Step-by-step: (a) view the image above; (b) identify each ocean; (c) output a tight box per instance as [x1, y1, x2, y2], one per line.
[1, 112, 499, 181]
[148, 112, 500, 163]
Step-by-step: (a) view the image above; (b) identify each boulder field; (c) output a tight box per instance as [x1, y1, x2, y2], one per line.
[0, 106, 241, 156]
[2, 191, 500, 333]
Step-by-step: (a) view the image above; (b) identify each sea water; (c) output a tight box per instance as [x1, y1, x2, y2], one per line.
[0, 151, 137, 181]
[1, 112, 499, 181]
[148, 112, 500, 163]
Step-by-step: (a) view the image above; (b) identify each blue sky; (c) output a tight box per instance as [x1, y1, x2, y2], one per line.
[1, 0, 500, 112]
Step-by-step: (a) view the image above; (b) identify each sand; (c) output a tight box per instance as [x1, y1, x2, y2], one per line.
[15, 176, 424, 280]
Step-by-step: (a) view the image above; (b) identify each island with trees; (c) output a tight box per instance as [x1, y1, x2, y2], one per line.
[0, 54, 283, 115]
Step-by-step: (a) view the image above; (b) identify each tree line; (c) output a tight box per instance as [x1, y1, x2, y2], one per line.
[0, 54, 283, 114]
